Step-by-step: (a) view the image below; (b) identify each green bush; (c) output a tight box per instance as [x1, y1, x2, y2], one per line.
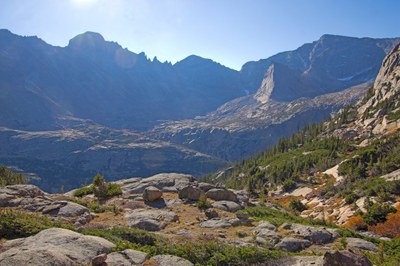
[345, 193, 359, 204]
[363, 204, 397, 226]
[195, 193, 211, 209]
[282, 179, 296, 192]
[73, 174, 122, 198]
[73, 185, 93, 197]
[0, 166, 26, 186]
[0, 209, 74, 239]
[289, 199, 308, 212]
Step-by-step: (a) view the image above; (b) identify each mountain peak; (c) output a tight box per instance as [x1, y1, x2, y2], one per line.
[68, 31, 106, 48]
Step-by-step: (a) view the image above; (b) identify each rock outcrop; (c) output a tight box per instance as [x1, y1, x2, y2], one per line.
[124, 209, 178, 231]
[0, 228, 115, 266]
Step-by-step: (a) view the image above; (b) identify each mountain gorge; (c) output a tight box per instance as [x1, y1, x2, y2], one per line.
[0, 29, 399, 191]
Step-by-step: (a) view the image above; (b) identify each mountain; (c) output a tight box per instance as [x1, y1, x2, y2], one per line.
[0, 29, 244, 131]
[0, 30, 399, 191]
[217, 44, 400, 229]
[151, 35, 400, 161]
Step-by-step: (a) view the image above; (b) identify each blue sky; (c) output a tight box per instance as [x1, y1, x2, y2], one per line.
[1, 0, 399, 70]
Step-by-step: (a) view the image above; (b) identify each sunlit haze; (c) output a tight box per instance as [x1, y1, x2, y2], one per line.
[1, 0, 399, 70]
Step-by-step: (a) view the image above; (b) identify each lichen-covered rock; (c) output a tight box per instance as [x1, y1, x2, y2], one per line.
[291, 224, 334, 244]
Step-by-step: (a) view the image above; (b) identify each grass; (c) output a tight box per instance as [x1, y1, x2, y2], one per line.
[0, 209, 75, 239]
[245, 205, 335, 228]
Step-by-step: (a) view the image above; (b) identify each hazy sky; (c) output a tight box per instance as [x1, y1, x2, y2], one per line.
[1, 0, 399, 70]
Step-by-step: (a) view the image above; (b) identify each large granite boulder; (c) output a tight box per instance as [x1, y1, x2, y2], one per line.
[291, 224, 334, 244]
[143, 186, 163, 202]
[124, 209, 178, 231]
[117, 173, 194, 194]
[323, 250, 373, 266]
[0, 228, 115, 266]
[205, 188, 238, 202]
[275, 237, 312, 252]
[211, 200, 241, 212]
[105, 249, 148, 265]
[178, 186, 205, 201]
[346, 238, 378, 252]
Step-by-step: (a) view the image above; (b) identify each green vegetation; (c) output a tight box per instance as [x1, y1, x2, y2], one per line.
[362, 204, 396, 226]
[245, 205, 333, 227]
[195, 193, 212, 209]
[365, 238, 400, 266]
[81, 226, 282, 265]
[73, 174, 122, 198]
[0, 166, 26, 186]
[0, 209, 74, 239]
[289, 199, 308, 212]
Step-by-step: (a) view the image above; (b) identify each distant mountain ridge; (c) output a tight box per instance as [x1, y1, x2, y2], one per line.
[0, 30, 399, 191]
[0, 29, 244, 131]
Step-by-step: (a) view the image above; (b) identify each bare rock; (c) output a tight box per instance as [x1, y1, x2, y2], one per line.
[211, 200, 241, 212]
[323, 249, 373, 266]
[124, 209, 178, 231]
[291, 224, 334, 244]
[143, 186, 163, 202]
[151, 255, 193, 266]
[275, 237, 312, 252]
[0, 228, 115, 266]
[178, 186, 205, 201]
[205, 188, 238, 202]
[118, 173, 194, 194]
[105, 249, 148, 265]
[198, 182, 215, 192]
[199, 218, 233, 228]
[269, 256, 324, 266]
[91, 253, 107, 266]
[346, 238, 378, 252]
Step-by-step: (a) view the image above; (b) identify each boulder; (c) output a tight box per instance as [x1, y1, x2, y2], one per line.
[143, 186, 163, 202]
[205, 209, 218, 219]
[0, 228, 115, 266]
[118, 173, 194, 194]
[323, 250, 373, 266]
[198, 182, 215, 192]
[291, 224, 333, 244]
[105, 249, 148, 265]
[199, 218, 234, 228]
[205, 188, 238, 202]
[45, 201, 89, 217]
[257, 221, 276, 231]
[236, 211, 250, 220]
[151, 255, 194, 266]
[275, 237, 312, 252]
[124, 209, 178, 231]
[91, 253, 107, 266]
[211, 201, 241, 212]
[346, 238, 378, 252]
[268, 256, 324, 266]
[178, 186, 205, 201]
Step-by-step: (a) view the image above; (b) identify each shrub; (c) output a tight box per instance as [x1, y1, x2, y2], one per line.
[345, 193, 359, 204]
[195, 193, 211, 209]
[368, 206, 400, 238]
[282, 179, 296, 192]
[344, 215, 367, 230]
[0, 166, 26, 186]
[73, 185, 93, 197]
[0, 209, 74, 239]
[73, 174, 122, 199]
[363, 204, 397, 226]
[289, 199, 307, 212]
